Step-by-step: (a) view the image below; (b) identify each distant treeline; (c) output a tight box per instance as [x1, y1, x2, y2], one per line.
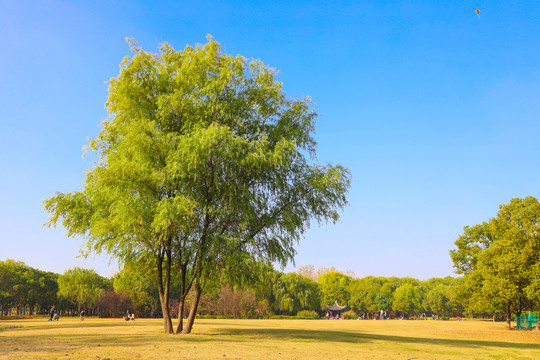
[0, 259, 502, 320]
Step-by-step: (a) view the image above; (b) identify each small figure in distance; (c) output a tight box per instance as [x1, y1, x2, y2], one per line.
[53, 311, 60, 321]
[48, 305, 55, 321]
[80, 309, 86, 321]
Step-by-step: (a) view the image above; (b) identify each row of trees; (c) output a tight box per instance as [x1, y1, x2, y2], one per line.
[0, 261, 132, 318]
[0, 259, 460, 319]
[6, 199, 537, 324]
[246, 266, 461, 319]
[0, 260, 57, 316]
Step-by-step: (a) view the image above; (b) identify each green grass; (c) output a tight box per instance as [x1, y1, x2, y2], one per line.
[1, 318, 539, 359]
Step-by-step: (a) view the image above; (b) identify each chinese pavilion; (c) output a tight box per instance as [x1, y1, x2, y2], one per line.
[326, 301, 347, 317]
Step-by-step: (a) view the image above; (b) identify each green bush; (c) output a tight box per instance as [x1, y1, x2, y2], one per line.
[342, 311, 358, 320]
[297, 310, 319, 319]
[267, 315, 297, 319]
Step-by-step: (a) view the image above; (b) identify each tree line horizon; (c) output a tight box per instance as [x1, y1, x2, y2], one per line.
[3, 192, 540, 329]
[0, 258, 494, 321]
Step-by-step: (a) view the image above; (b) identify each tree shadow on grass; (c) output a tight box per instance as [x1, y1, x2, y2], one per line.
[213, 327, 540, 351]
[13, 320, 159, 332]
[4, 322, 540, 356]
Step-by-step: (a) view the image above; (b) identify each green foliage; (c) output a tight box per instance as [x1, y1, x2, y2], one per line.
[277, 273, 321, 315]
[342, 310, 358, 319]
[296, 310, 319, 319]
[449, 197, 540, 327]
[57, 267, 110, 312]
[252, 264, 282, 315]
[348, 277, 388, 313]
[393, 283, 423, 317]
[423, 284, 453, 318]
[113, 259, 160, 317]
[450, 223, 493, 274]
[318, 272, 352, 309]
[0, 260, 58, 315]
[254, 265, 321, 315]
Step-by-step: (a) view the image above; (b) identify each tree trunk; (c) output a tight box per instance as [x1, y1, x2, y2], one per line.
[181, 282, 203, 334]
[157, 251, 174, 334]
[506, 303, 512, 329]
[158, 291, 173, 333]
[175, 263, 189, 334]
[176, 294, 186, 333]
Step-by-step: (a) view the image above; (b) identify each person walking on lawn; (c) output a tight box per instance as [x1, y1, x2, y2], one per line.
[48, 305, 55, 321]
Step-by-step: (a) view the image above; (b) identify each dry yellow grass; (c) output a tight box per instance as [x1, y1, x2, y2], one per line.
[1, 317, 539, 359]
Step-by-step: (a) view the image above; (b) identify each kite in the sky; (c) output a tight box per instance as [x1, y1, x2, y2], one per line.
[475, 8, 481, 19]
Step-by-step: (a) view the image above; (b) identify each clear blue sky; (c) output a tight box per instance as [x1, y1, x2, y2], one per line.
[1, 0, 539, 279]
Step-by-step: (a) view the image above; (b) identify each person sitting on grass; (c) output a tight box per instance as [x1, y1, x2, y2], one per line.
[124, 309, 135, 321]
[53, 311, 59, 321]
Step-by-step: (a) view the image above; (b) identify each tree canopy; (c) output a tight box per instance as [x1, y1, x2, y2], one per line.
[0, 260, 58, 316]
[43, 37, 351, 334]
[450, 196, 540, 328]
[392, 283, 422, 317]
[318, 272, 352, 308]
[57, 267, 110, 314]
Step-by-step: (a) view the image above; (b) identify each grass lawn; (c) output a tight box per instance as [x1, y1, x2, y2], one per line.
[1, 317, 539, 359]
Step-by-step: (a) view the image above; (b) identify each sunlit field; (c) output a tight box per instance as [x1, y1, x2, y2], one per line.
[1, 318, 539, 359]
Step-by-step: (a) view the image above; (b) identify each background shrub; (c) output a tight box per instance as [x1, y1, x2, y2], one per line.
[297, 310, 319, 319]
[342, 310, 358, 320]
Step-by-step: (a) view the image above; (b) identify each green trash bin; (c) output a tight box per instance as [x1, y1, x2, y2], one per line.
[516, 314, 538, 329]
[527, 313, 538, 329]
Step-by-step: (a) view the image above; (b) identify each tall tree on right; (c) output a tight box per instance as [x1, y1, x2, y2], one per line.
[450, 197, 540, 328]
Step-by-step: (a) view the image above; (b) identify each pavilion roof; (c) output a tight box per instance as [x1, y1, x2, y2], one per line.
[326, 301, 346, 311]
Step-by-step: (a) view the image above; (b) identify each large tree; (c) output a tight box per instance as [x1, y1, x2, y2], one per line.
[450, 197, 540, 328]
[44, 37, 351, 334]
